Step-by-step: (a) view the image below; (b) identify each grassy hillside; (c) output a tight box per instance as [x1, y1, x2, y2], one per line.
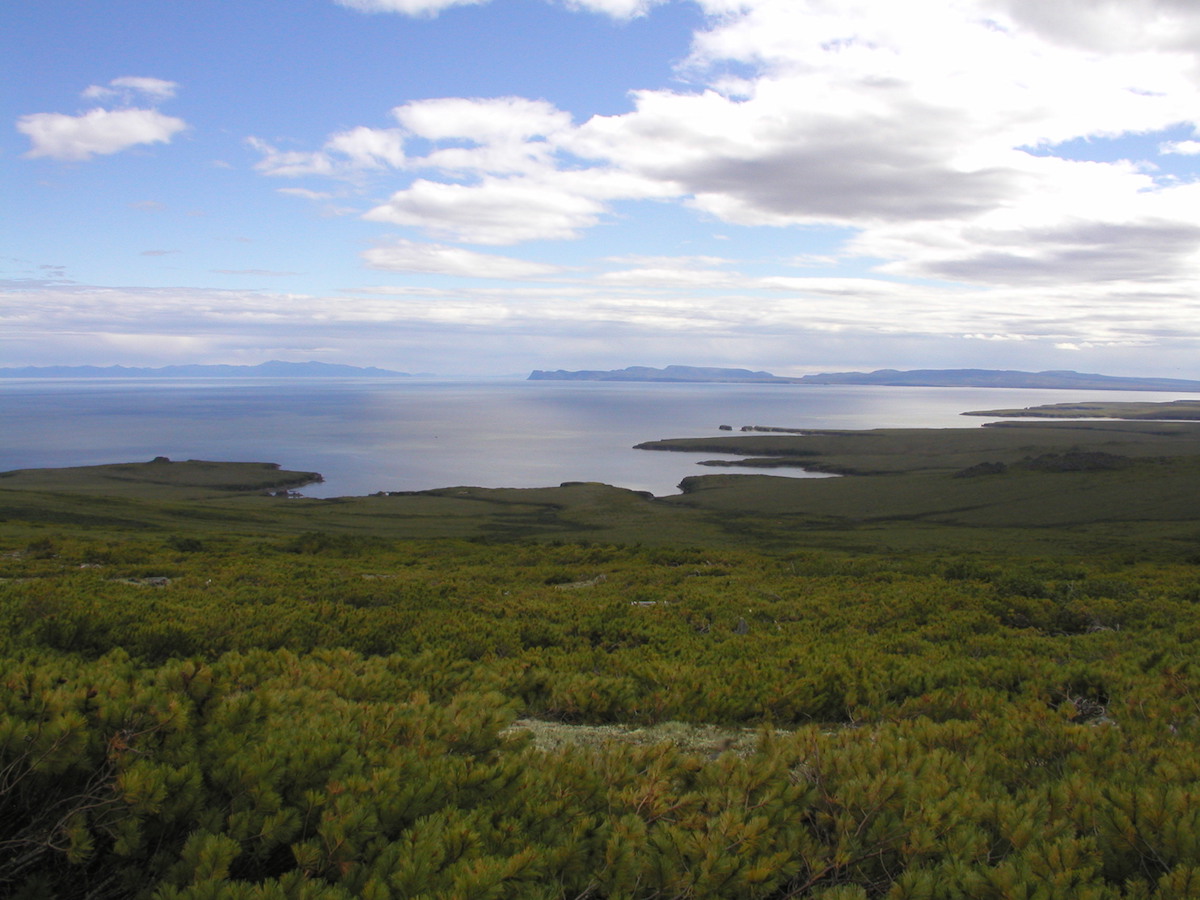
[4, 420, 1200, 555]
[4, 423, 1200, 897]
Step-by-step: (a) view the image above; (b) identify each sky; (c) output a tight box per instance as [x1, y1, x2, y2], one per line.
[4, 0, 1200, 378]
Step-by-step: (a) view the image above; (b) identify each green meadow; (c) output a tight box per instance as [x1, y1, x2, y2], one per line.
[4, 419, 1200, 898]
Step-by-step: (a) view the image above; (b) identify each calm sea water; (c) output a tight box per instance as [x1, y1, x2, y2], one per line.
[2, 378, 1194, 497]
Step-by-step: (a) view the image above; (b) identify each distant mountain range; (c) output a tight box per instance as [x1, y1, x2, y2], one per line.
[798, 368, 1200, 391]
[0, 361, 412, 378]
[529, 365, 792, 383]
[528, 365, 1200, 392]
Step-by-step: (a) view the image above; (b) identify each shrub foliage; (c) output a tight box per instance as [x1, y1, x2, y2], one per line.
[5, 533, 1200, 897]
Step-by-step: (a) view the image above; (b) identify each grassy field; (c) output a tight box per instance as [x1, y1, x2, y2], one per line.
[5, 421, 1200, 897]
[961, 399, 1200, 419]
[4, 420, 1200, 557]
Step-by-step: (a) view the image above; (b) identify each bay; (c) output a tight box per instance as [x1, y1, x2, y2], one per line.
[1, 378, 1194, 498]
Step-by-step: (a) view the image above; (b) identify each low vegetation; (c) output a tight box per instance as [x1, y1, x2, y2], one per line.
[961, 400, 1200, 420]
[4, 420, 1200, 897]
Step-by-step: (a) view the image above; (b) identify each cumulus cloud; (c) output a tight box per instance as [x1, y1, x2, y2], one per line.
[362, 239, 564, 278]
[579, 0, 1200, 235]
[254, 95, 674, 243]
[18, 108, 187, 161]
[569, 86, 1022, 227]
[263, 1, 1200, 271]
[237, 0, 1200, 351]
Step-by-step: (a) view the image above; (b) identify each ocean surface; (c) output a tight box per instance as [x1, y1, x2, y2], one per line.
[2, 378, 1195, 498]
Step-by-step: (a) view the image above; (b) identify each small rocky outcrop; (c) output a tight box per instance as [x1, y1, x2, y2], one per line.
[553, 574, 607, 590]
[953, 461, 1008, 478]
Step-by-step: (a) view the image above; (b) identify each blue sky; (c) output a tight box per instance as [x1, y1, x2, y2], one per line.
[4, 0, 1200, 377]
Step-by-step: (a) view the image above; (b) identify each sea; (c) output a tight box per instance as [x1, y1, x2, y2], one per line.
[2, 378, 1195, 498]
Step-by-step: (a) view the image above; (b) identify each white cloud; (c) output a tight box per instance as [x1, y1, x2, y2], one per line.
[396, 96, 571, 175]
[560, 0, 667, 19]
[296, 0, 1200, 253]
[604, 254, 734, 267]
[325, 126, 407, 168]
[81, 76, 179, 103]
[252, 97, 570, 179]
[364, 176, 610, 244]
[597, 255, 740, 288]
[277, 187, 335, 201]
[597, 267, 740, 288]
[7, 267, 1200, 375]
[18, 108, 187, 161]
[246, 0, 1200, 333]
[567, 0, 1200, 235]
[333, 0, 486, 15]
[249, 137, 341, 177]
[396, 96, 570, 144]
[997, 0, 1200, 52]
[853, 161, 1200, 287]
[18, 75, 186, 162]
[362, 239, 564, 278]
[334, 0, 663, 18]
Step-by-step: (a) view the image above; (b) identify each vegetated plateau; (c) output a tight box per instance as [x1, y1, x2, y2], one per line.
[5, 418, 1200, 898]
